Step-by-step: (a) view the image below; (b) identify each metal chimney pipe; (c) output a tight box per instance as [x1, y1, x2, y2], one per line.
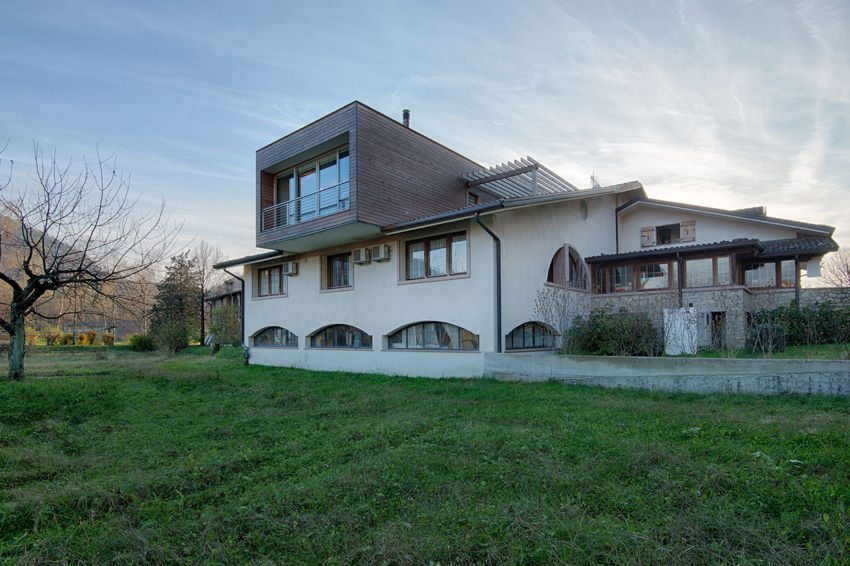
[402, 109, 410, 128]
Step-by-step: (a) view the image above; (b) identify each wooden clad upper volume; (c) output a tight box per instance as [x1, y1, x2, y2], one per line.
[256, 102, 484, 250]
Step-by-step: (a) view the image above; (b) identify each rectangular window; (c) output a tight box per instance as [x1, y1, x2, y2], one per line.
[780, 259, 796, 288]
[612, 266, 633, 292]
[264, 147, 350, 229]
[405, 232, 467, 280]
[327, 253, 351, 289]
[257, 266, 284, 297]
[639, 263, 670, 290]
[744, 262, 776, 288]
[656, 223, 680, 245]
[686, 258, 714, 288]
[716, 256, 731, 285]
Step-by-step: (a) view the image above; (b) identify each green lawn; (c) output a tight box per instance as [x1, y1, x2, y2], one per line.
[1, 347, 849, 565]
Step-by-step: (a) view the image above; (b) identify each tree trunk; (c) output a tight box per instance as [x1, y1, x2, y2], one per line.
[199, 289, 205, 344]
[8, 314, 26, 380]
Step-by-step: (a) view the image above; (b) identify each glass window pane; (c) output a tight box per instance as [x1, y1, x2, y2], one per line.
[686, 258, 713, 287]
[298, 168, 317, 220]
[339, 151, 349, 182]
[258, 269, 269, 296]
[781, 259, 796, 288]
[639, 263, 669, 290]
[461, 329, 479, 350]
[269, 267, 280, 295]
[744, 262, 776, 288]
[451, 234, 467, 274]
[716, 256, 731, 285]
[613, 266, 632, 292]
[671, 262, 678, 288]
[390, 329, 405, 348]
[319, 159, 338, 189]
[429, 238, 447, 277]
[276, 174, 293, 203]
[424, 322, 440, 348]
[408, 241, 425, 279]
[524, 323, 533, 348]
[548, 247, 567, 285]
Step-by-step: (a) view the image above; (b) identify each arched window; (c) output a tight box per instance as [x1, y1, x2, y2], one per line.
[310, 325, 372, 349]
[253, 326, 298, 348]
[388, 321, 478, 350]
[505, 322, 555, 350]
[547, 245, 587, 289]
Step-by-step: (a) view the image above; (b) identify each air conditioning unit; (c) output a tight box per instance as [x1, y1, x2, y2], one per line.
[371, 244, 390, 262]
[352, 247, 371, 264]
[280, 261, 298, 276]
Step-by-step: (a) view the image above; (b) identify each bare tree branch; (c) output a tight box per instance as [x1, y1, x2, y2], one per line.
[0, 142, 182, 379]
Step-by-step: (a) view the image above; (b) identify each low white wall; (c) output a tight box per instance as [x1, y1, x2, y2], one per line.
[249, 347, 485, 378]
[485, 352, 850, 396]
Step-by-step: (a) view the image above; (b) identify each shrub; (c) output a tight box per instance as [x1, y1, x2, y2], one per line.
[84, 330, 99, 345]
[43, 330, 62, 346]
[751, 301, 850, 347]
[210, 304, 241, 346]
[61, 333, 75, 345]
[153, 320, 189, 353]
[129, 334, 156, 352]
[101, 333, 114, 346]
[746, 322, 786, 354]
[566, 306, 661, 356]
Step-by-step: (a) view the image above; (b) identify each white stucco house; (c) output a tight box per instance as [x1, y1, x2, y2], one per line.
[215, 102, 839, 376]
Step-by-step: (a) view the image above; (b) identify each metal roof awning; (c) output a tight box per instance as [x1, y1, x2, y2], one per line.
[461, 156, 578, 198]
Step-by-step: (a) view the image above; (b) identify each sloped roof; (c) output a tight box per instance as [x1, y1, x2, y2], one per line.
[617, 197, 834, 236]
[585, 239, 762, 264]
[759, 237, 839, 258]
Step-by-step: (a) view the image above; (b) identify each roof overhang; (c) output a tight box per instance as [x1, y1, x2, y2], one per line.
[214, 250, 285, 269]
[617, 197, 834, 236]
[586, 239, 763, 264]
[382, 181, 645, 235]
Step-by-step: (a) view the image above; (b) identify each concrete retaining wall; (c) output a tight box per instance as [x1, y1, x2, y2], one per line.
[484, 352, 850, 396]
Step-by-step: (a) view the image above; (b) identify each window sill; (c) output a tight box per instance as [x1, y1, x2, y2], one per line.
[253, 294, 288, 301]
[307, 346, 372, 350]
[397, 273, 470, 285]
[319, 286, 353, 294]
[383, 348, 479, 353]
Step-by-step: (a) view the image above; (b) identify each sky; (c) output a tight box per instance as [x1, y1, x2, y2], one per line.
[1, 0, 848, 262]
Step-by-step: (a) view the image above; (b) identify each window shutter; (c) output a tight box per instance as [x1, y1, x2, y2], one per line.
[681, 220, 696, 242]
[640, 226, 656, 247]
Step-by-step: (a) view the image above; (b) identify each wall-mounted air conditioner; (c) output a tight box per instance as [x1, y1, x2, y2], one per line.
[371, 244, 390, 262]
[280, 261, 298, 276]
[352, 247, 371, 264]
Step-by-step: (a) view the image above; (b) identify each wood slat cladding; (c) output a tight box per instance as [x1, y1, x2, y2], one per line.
[355, 104, 482, 226]
[260, 171, 274, 210]
[256, 104, 357, 248]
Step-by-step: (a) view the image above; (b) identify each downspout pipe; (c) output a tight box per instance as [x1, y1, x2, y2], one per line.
[474, 213, 502, 353]
[223, 267, 249, 365]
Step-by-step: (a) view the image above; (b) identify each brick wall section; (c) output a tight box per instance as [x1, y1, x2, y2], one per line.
[355, 104, 482, 226]
[256, 104, 358, 248]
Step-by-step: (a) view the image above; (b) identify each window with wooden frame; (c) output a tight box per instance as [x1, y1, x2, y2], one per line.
[640, 220, 696, 248]
[326, 252, 351, 289]
[253, 326, 297, 348]
[505, 322, 555, 350]
[547, 246, 588, 289]
[310, 325, 371, 349]
[742, 259, 797, 289]
[685, 256, 731, 288]
[637, 261, 678, 290]
[405, 232, 467, 280]
[388, 321, 478, 351]
[256, 266, 285, 297]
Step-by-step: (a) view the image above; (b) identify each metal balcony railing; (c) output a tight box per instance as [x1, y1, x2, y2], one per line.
[261, 181, 350, 232]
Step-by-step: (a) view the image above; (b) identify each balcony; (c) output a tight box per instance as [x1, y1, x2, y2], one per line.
[261, 181, 350, 232]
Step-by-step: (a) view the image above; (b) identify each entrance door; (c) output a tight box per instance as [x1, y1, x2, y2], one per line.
[710, 311, 726, 349]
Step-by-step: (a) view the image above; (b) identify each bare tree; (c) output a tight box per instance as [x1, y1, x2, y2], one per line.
[822, 250, 850, 289]
[194, 241, 223, 344]
[0, 144, 180, 379]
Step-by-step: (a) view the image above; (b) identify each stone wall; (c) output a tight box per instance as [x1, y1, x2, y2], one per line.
[485, 351, 850, 396]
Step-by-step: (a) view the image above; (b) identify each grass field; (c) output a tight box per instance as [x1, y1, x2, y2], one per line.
[1, 347, 849, 564]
